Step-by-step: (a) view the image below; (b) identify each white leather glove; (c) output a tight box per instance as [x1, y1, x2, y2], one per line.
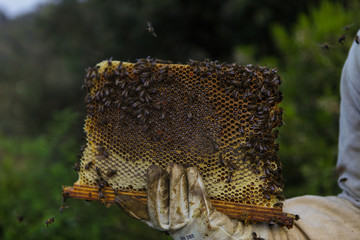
[115, 163, 269, 240]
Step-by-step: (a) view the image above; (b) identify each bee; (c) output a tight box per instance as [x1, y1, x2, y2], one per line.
[106, 170, 117, 178]
[338, 34, 346, 45]
[121, 89, 129, 98]
[317, 42, 333, 50]
[343, 23, 353, 31]
[139, 90, 146, 99]
[73, 162, 80, 171]
[143, 79, 151, 88]
[160, 112, 166, 119]
[355, 35, 359, 44]
[59, 204, 69, 213]
[98, 104, 105, 113]
[225, 174, 232, 183]
[84, 161, 94, 170]
[244, 89, 252, 98]
[17, 215, 24, 223]
[132, 101, 141, 108]
[217, 152, 225, 166]
[263, 193, 270, 200]
[96, 178, 106, 189]
[45, 217, 55, 227]
[187, 112, 193, 120]
[340, 177, 348, 182]
[146, 21, 157, 37]
[97, 145, 109, 158]
[273, 202, 283, 208]
[86, 103, 95, 115]
[252, 232, 265, 240]
[107, 57, 113, 66]
[99, 189, 105, 199]
[294, 214, 300, 221]
[96, 167, 102, 177]
[62, 191, 70, 203]
[232, 89, 239, 98]
[211, 141, 220, 153]
[144, 94, 153, 103]
[80, 143, 87, 152]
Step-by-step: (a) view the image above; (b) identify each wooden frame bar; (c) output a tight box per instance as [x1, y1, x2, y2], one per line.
[62, 184, 295, 228]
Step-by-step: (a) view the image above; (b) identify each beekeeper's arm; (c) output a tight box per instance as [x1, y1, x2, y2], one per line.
[115, 163, 360, 240]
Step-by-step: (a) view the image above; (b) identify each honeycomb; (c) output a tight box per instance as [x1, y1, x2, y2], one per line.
[77, 57, 284, 209]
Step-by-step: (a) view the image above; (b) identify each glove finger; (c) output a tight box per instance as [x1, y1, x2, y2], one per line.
[165, 163, 189, 230]
[185, 167, 214, 218]
[114, 195, 150, 220]
[147, 164, 170, 230]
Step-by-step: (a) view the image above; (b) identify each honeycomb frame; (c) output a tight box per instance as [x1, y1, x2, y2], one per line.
[63, 57, 295, 228]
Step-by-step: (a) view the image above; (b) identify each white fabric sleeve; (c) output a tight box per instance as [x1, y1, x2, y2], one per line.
[268, 196, 360, 240]
[337, 29, 360, 207]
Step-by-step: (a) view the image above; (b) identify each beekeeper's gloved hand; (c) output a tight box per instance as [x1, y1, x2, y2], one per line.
[115, 163, 269, 240]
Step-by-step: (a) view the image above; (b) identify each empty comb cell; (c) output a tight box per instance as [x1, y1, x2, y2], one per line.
[63, 57, 295, 228]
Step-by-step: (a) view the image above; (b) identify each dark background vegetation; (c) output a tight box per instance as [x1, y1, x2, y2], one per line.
[0, 0, 359, 239]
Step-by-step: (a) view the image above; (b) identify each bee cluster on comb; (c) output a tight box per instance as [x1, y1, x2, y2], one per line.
[63, 57, 295, 228]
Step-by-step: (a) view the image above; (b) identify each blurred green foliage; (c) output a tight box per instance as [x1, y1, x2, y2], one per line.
[268, 0, 360, 197]
[0, 0, 359, 239]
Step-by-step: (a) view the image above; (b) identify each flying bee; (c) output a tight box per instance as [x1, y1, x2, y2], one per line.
[146, 21, 157, 37]
[338, 34, 346, 45]
[317, 42, 331, 50]
[17, 215, 24, 222]
[343, 23, 353, 31]
[59, 204, 69, 213]
[45, 217, 55, 227]
[355, 35, 359, 44]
